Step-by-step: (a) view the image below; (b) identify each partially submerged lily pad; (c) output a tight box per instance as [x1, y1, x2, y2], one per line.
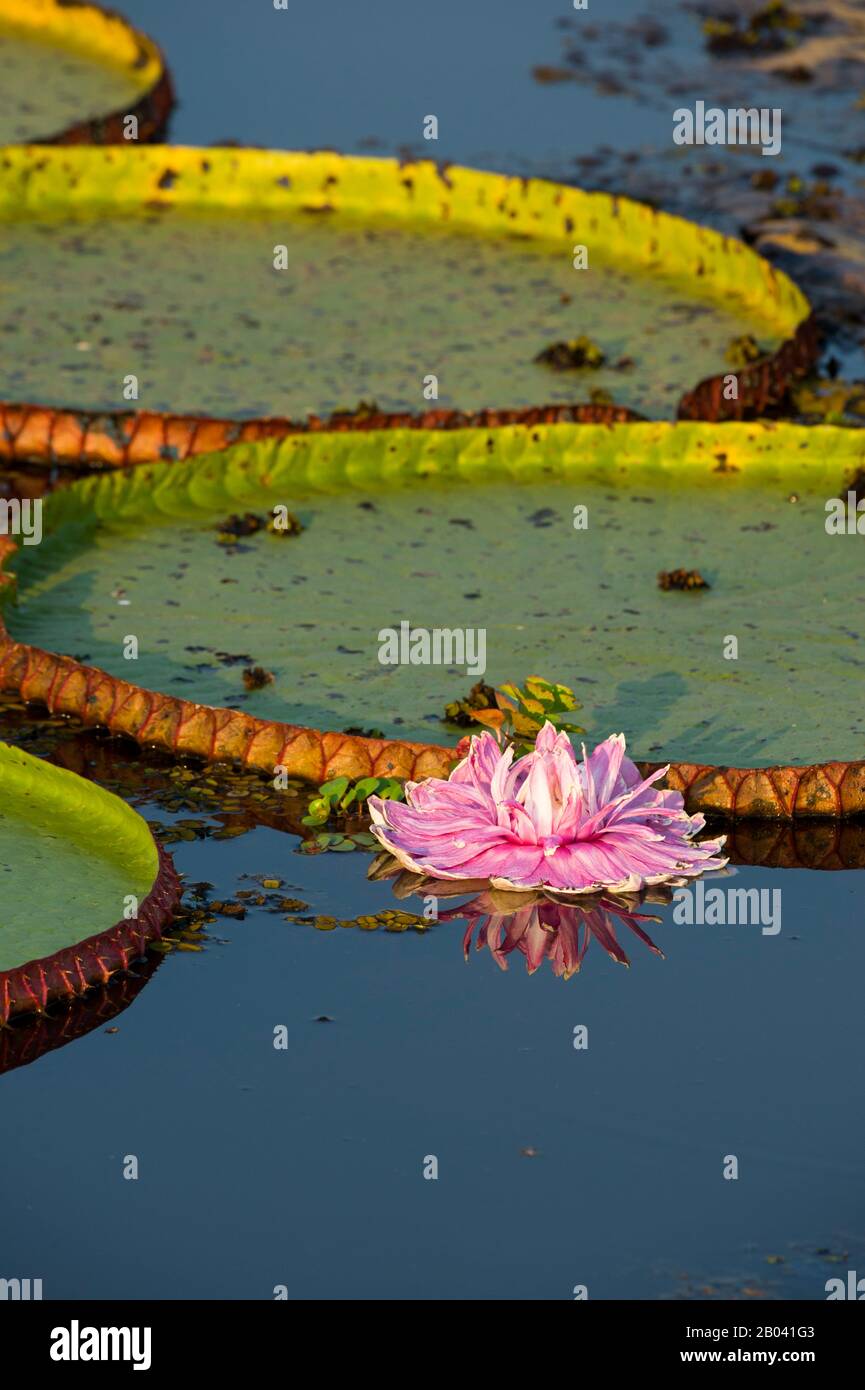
[0, 0, 172, 144]
[0, 146, 813, 465]
[0, 741, 180, 1020]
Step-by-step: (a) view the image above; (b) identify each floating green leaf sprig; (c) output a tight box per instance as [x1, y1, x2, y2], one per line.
[301, 775, 406, 829]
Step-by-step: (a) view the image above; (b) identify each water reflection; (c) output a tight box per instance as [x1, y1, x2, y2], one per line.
[447, 890, 667, 978]
[371, 851, 680, 977]
[0, 953, 162, 1077]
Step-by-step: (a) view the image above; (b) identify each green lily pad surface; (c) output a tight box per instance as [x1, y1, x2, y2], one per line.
[8, 447, 863, 767]
[0, 742, 157, 972]
[0, 26, 142, 143]
[0, 208, 785, 420]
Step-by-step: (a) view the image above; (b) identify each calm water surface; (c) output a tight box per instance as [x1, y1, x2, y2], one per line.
[1, 747, 863, 1300]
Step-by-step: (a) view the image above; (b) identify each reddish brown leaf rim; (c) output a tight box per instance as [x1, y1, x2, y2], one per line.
[635, 759, 865, 824]
[0, 842, 181, 1024]
[0, 321, 819, 468]
[0, 400, 642, 469]
[0, 629, 457, 784]
[0, 954, 161, 1075]
[47, 60, 174, 149]
[677, 313, 820, 423]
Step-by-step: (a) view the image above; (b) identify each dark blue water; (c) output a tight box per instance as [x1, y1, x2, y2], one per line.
[2, 767, 864, 1300]
[120, 0, 672, 167]
[119, 0, 852, 175]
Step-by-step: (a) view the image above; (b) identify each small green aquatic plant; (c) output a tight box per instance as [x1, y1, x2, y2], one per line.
[301, 775, 405, 828]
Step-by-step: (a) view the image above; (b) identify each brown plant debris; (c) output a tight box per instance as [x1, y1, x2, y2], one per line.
[657, 568, 711, 591]
[443, 681, 498, 727]
[242, 666, 275, 691]
[534, 335, 606, 369]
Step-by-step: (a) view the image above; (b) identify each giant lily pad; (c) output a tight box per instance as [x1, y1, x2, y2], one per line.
[0, 146, 815, 468]
[1, 420, 864, 818]
[0, 0, 172, 144]
[0, 741, 180, 1020]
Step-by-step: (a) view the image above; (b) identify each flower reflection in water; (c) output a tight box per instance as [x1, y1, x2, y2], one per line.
[444, 890, 668, 978]
[370, 852, 681, 979]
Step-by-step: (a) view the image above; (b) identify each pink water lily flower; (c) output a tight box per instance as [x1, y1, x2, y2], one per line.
[367, 724, 726, 895]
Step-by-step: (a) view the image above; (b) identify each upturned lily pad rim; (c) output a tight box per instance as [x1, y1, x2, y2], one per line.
[0, 955, 160, 1073]
[0, 143, 816, 467]
[0, 741, 181, 1021]
[0, 0, 174, 145]
[2, 419, 865, 820]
